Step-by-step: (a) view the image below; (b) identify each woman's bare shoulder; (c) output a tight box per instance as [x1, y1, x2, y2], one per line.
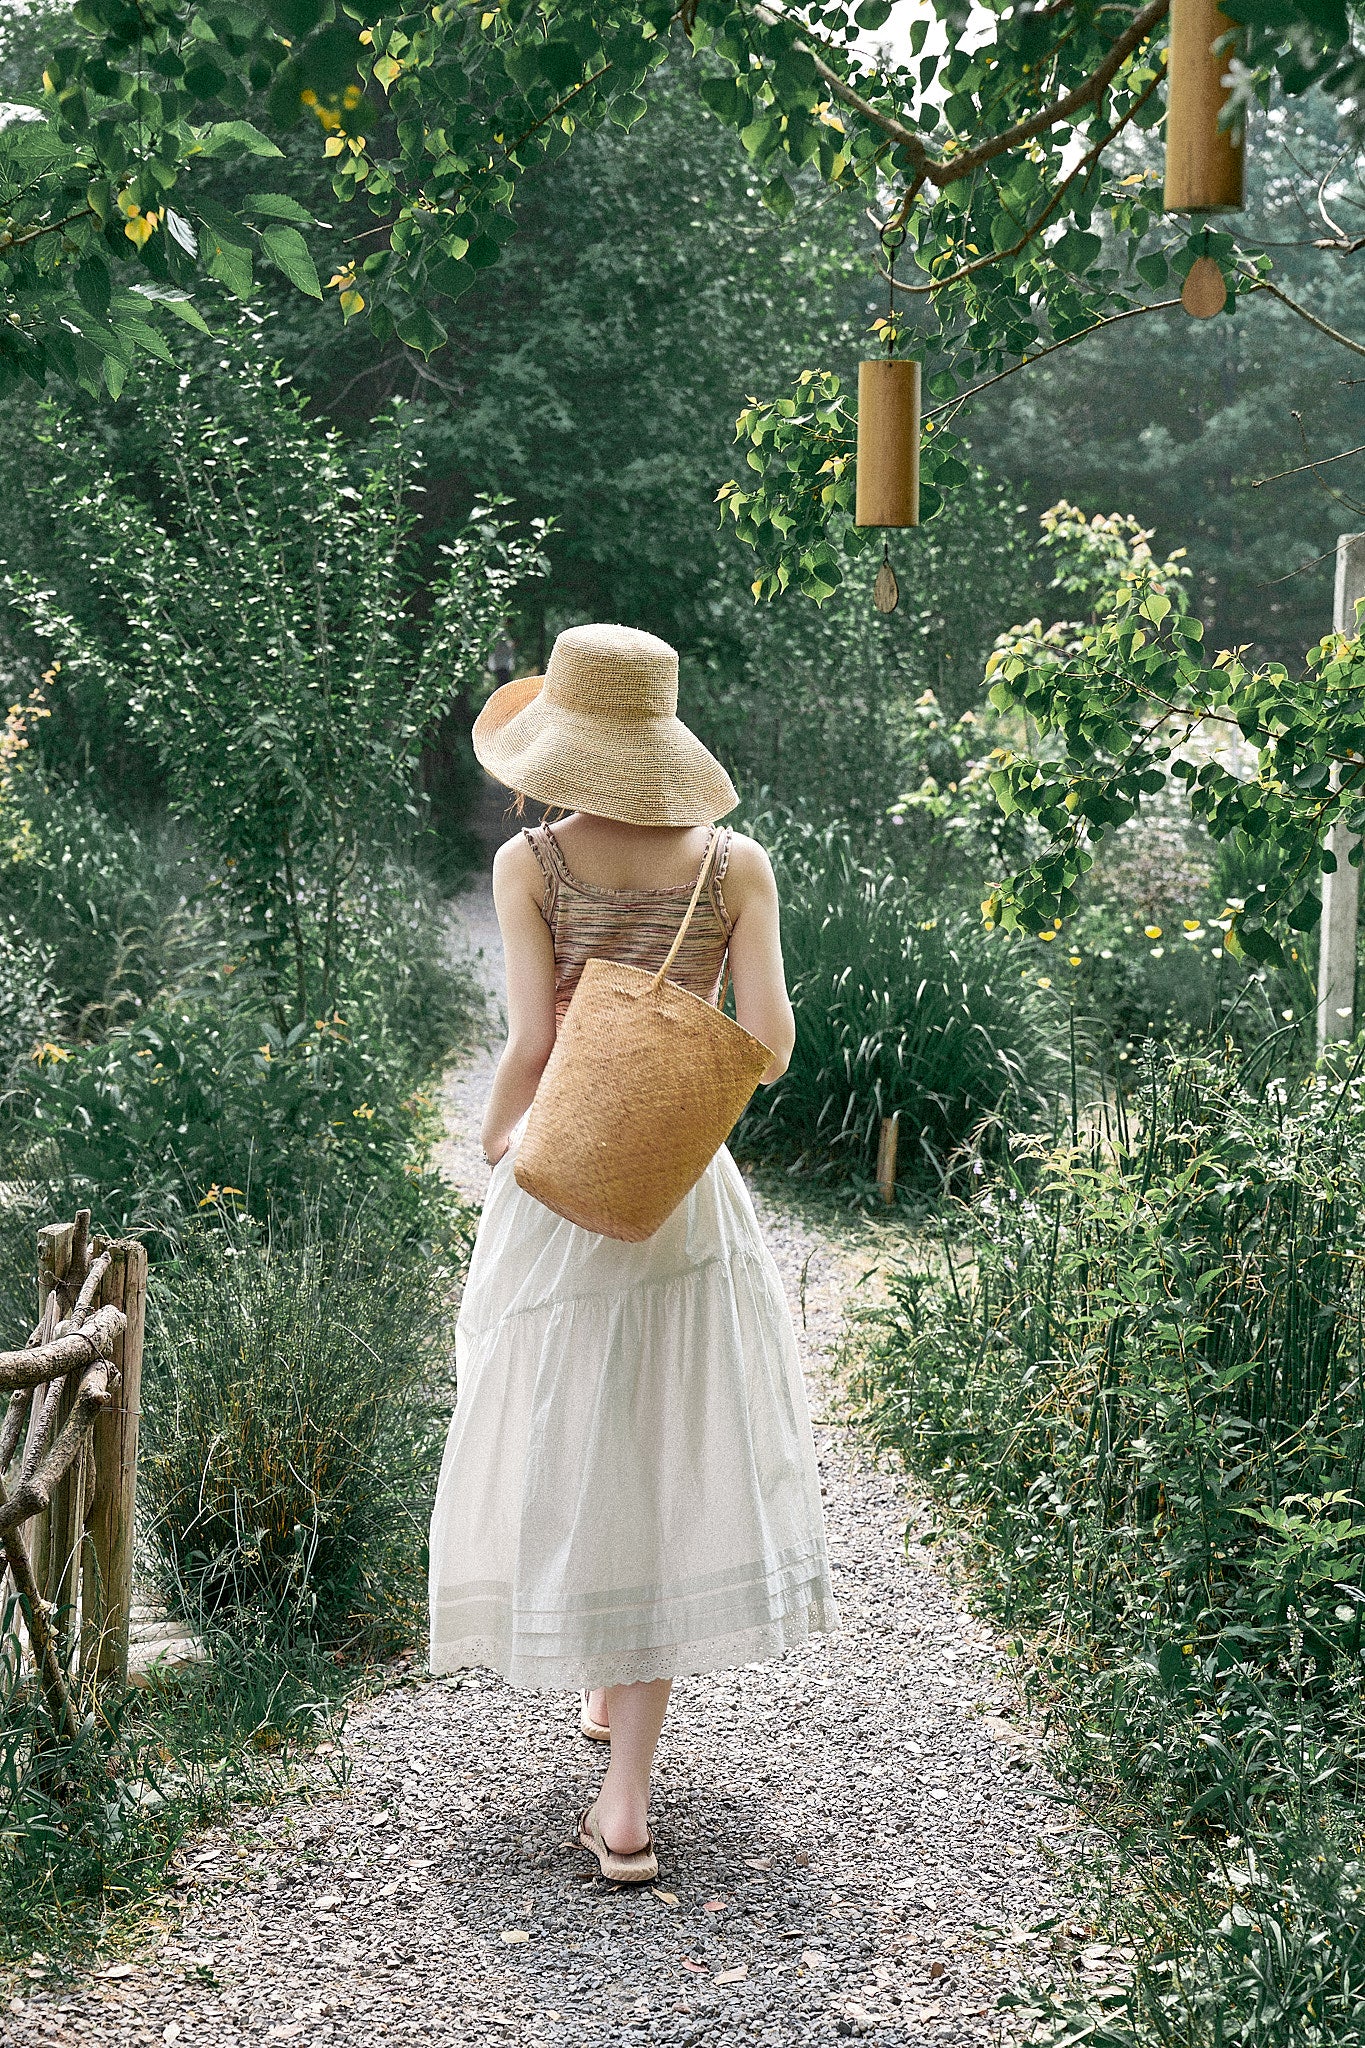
[492, 829, 545, 900]
[722, 831, 778, 910]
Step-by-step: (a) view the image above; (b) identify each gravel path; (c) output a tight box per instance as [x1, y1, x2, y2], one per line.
[9, 882, 1088, 2048]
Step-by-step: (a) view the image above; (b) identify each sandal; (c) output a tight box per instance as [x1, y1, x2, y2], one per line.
[577, 1803, 658, 1885]
[579, 1690, 611, 1743]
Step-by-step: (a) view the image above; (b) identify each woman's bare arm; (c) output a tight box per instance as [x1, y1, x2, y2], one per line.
[481, 836, 558, 1164]
[724, 836, 796, 1084]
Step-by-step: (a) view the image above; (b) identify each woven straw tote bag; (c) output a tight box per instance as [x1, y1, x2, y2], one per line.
[514, 833, 774, 1241]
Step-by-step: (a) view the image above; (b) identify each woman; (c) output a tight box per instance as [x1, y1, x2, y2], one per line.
[429, 623, 838, 1884]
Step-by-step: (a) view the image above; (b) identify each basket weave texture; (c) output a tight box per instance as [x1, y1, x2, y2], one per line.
[514, 833, 773, 1241]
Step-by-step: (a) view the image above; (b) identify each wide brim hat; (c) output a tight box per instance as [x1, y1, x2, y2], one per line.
[472, 622, 738, 828]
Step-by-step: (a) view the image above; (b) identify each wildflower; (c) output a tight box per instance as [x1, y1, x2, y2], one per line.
[1037, 976, 1052, 989]
[1068, 954, 1081, 967]
[1183, 919, 1201, 931]
[1039, 930, 1056, 942]
[1145, 924, 1162, 939]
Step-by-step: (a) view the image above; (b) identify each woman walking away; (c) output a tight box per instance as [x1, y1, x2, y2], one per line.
[428, 623, 838, 1884]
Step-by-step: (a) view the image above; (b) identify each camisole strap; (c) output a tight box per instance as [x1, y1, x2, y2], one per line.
[708, 826, 735, 938]
[522, 824, 560, 928]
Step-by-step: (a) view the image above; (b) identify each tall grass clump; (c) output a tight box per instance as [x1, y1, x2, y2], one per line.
[141, 1216, 454, 1651]
[853, 1043, 1365, 2046]
[738, 814, 1064, 1188]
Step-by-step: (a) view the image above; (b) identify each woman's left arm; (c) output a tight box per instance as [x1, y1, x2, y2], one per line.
[480, 836, 558, 1165]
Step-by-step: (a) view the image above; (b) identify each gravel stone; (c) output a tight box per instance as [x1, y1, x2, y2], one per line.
[8, 880, 1087, 2047]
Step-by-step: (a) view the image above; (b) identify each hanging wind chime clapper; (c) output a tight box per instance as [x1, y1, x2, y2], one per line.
[1164, 0, 1244, 320]
[857, 229, 920, 614]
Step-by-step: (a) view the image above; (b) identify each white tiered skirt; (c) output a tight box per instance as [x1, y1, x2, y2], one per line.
[428, 1137, 839, 1690]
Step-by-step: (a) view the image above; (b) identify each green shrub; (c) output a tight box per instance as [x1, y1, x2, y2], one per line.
[140, 1217, 454, 1649]
[15, 862, 481, 1239]
[854, 1043, 1365, 2046]
[0, 781, 217, 1039]
[14, 338, 545, 1033]
[737, 813, 1065, 1188]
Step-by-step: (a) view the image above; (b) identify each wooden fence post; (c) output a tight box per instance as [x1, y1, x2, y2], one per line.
[877, 1112, 900, 1206]
[82, 1238, 147, 1685]
[30, 1219, 81, 1620]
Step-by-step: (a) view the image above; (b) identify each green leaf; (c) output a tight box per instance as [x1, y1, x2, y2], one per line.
[1136, 251, 1168, 288]
[261, 224, 323, 298]
[1051, 229, 1103, 275]
[855, 0, 894, 26]
[608, 91, 647, 129]
[246, 193, 315, 226]
[537, 41, 582, 90]
[194, 120, 284, 160]
[394, 303, 448, 357]
[130, 282, 213, 335]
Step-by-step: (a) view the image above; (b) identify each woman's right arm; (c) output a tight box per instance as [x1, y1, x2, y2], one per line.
[480, 835, 558, 1164]
[724, 836, 796, 1085]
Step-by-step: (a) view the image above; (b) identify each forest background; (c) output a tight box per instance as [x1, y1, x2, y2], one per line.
[5, 1, 1365, 2044]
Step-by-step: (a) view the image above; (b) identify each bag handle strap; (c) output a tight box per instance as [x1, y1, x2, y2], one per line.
[650, 828, 720, 992]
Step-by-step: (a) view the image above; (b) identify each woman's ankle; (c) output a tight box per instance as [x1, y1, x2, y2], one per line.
[594, 1777, 650, 1855]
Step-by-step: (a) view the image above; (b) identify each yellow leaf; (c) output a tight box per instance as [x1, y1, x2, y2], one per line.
[340, 290, 365, 317]
[124, 215, 155, 247]
[324, 134, 346, 157]
[373, 55, 402, 88]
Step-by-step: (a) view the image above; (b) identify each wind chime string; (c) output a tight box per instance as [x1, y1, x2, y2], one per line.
[873, 226, 902, 614]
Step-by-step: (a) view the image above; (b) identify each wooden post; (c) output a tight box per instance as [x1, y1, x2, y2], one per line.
[1163, 0, 1245, 213]
[876, 1112, 900, 1206]
[855, 360, 920, 528]
[1318, 535, 1365, 1052]
[82, 1238, 147, 1686]
[29, 1219, 80, 1614]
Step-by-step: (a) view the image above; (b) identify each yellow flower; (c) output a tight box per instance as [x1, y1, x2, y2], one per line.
[1068, 954, 1081, 967]
[1144, 924, 1162, 939]
[1183, 919, 1201, 931]
[353, 1101, 375, 1120]
[1039, 930, 1056, 942]
[1037, 976, 1052, 989]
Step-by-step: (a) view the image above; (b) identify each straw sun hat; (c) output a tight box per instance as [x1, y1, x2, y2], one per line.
[472, 623, 738, 828]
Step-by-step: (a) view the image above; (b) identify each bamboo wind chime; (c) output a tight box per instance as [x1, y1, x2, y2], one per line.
[856, 231, 920, 613]
[1164, 0, 1245, 318]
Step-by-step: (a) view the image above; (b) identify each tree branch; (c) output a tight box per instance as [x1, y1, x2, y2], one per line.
[753, 0, 1170, 189]
[0, 1304, 126, 1393]
[883, 61, 1165, 297]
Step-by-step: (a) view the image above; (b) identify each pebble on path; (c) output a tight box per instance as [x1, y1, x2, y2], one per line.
[7, 880, 1087, 2048]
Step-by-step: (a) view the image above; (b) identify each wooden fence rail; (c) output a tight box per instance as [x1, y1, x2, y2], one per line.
[0, 1209, 147, 1732]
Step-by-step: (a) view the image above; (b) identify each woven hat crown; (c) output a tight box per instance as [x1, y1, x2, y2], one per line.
[543, 624, 678, 720]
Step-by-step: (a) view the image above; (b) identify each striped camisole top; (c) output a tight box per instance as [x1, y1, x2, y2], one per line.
[524, 822, 734, 1028]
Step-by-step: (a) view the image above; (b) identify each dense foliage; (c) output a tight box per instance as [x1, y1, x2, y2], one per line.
[737, 811, 1066, 1188]
[855, 1046, 1365, 2045]
[142, 1216, 454, 1646]
[13, 338, 544, 1028]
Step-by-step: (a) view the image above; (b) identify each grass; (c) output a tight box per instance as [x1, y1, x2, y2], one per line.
[851, 1040, 1365, 2046]
[140, 1212, 458, 1650]
[0, 1604, 354, 1972]
[737, 813, 1067, 1190]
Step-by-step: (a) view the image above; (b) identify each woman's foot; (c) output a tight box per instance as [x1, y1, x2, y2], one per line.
[577, 1804, 658, 1884]
[592, 1781, 651, 1858]
[586, 1688, 610, 1733]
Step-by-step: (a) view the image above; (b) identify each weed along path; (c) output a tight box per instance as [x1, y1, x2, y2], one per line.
[16, 881, 1083, 2048]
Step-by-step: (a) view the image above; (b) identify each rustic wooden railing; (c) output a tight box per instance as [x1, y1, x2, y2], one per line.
[0, 1210, 147, 1732]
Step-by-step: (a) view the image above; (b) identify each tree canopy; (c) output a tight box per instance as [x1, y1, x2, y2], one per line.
[6, 0, 1365, 409]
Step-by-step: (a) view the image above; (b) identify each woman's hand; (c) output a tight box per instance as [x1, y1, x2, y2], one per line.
[482, 1133, 510, 1167]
